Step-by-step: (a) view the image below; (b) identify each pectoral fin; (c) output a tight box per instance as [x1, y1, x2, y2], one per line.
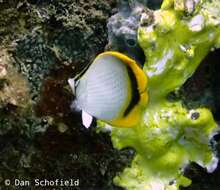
[68, 78, 76, 95]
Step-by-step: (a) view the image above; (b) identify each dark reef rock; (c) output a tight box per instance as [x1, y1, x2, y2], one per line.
[0, 0, 134, 189]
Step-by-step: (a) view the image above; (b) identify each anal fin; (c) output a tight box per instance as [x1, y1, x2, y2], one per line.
[82, 111, 93, 128]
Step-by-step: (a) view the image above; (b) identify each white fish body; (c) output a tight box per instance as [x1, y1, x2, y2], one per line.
[75, 54, 132, 122]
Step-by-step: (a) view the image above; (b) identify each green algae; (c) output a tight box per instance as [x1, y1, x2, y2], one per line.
[102, 0, 220, 189]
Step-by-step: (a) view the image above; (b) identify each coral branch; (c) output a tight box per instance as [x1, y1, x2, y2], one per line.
[105, 0, 220, 189]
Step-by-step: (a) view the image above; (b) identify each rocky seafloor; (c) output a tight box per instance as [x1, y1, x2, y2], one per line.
[0, 0, 220, 189]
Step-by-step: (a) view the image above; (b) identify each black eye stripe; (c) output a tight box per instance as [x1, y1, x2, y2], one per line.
[123, 65, 140, 117]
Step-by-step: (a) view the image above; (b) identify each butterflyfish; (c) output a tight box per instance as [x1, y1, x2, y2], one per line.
[68, 51, 148, 128]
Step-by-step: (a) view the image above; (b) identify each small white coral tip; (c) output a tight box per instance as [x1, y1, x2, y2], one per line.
[207, 156, 218, 173]
[82, 111, 93, 128]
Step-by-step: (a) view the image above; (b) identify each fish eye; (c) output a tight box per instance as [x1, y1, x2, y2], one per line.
[126, 38, 136, 47]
